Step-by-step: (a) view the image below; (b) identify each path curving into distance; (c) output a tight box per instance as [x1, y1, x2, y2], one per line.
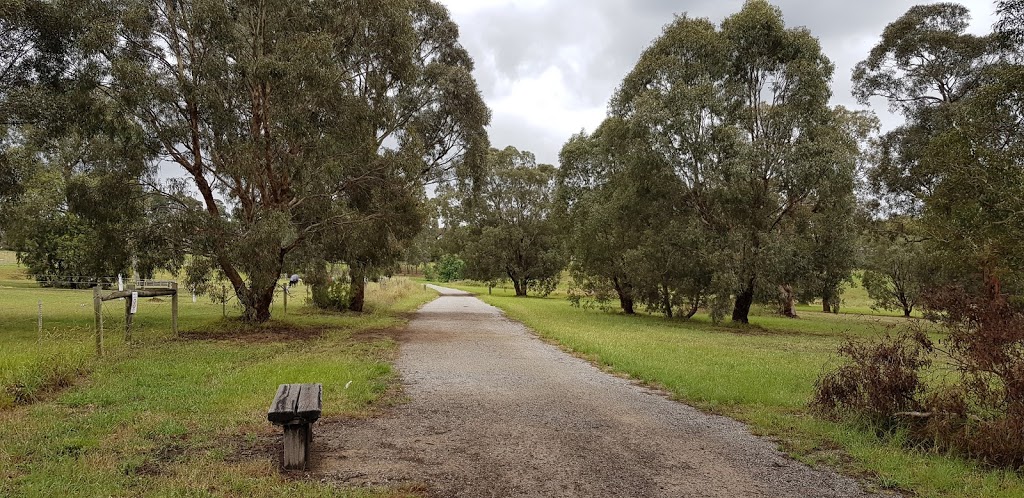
[316, 285, 878, 497]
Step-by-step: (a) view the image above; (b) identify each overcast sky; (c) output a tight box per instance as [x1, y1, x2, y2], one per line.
[439, 0, 998, 166]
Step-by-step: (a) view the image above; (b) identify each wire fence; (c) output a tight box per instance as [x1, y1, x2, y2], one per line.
[2, 276, 301, 346]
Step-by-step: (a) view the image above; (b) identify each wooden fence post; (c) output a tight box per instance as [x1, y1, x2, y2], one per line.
[124, 283, 135, 342]
[93, 286, 104, 356]
[282, 283, 288, 315]
[171, 282, 178, 336]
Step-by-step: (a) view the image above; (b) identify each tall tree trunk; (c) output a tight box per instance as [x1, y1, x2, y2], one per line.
[822, 294, 831, 313]
[778, 284, 797, 318]
[613, 277, 635, 315]
[898, 291, 912, 318]
[732, 278, 755, 324]
[240, 283, 275, 322]
[349, 266, 366, 312]
[662, 282, 673, 318]
[684, 296, 700, 320]
[510, 274, 527, 296]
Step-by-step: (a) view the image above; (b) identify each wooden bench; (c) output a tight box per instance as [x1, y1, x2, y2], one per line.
[267, 383, 322, 470]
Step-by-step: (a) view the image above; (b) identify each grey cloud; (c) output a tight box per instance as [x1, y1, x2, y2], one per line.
[445, 0, 996, 164]
[486, 112, 571, 166]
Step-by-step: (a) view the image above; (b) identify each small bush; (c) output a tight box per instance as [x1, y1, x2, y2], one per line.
[310, 279, 351, 312]
[435, 255, 464, 282]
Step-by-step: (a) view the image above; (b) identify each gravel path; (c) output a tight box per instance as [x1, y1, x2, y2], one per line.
[317, 285, 876, 497]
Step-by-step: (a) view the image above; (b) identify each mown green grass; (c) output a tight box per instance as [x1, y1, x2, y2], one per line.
[1, 250, 436, 497]
[445, 281, 1024, 498]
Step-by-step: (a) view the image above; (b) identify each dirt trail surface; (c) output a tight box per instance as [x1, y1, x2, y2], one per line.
[317, 285, 875, 497]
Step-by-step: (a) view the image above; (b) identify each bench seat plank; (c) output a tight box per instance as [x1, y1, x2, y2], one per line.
[268, 383, 322, 424]
[268, 383, 301, 424]
[296, 383, 322, 422]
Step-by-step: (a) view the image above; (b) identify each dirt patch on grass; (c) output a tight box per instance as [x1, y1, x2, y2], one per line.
[351, 326, 410, 344]
[178, 324, 326, 343]
[228, 426, 280, 467]
[135, 440, 187, 476]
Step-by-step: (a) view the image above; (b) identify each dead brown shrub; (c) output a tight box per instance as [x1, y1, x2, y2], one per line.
[813, 330, 932, 424]
[814, 287, 1024, 468]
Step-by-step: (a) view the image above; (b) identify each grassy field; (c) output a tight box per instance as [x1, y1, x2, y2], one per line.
[0, 250, 437, 497]
[445, 280, 1023, 498]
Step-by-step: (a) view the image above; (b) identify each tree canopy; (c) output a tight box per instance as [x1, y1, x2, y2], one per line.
[445, 146, 564, 297]
[561, 0, 862, 323]
[1, 0, 489, 320]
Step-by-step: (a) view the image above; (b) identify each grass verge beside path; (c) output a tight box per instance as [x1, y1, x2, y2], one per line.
[445, 282, 1024, 498]
[1, 269, 437, 497]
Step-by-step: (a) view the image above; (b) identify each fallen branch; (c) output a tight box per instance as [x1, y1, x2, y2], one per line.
[894, 411, 984, 422]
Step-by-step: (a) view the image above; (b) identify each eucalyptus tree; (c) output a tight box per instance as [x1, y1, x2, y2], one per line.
[609, 0, 856, 323]
[0, 0, 186, 284]
[854, 3, 1024, 297]
[557, 119, 643, 314]
[5, 0, 488, 320]
[558, 118, 732, 319]
[853, 3, 996, 214]
[321, 171, 426, 312]
[861, 225, 929, 318]
[451, 146, 564, 297]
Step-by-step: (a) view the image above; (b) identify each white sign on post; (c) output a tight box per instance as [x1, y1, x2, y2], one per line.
[130, 292, 139, 314]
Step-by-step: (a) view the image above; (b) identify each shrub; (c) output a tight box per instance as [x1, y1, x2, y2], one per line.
[435, 255, 464, 282]
[310, 279, 351, 312]
[920, 289, 1024, 467]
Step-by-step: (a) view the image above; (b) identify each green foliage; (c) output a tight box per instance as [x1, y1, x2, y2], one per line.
[562, 0, 862, 322]
[859, 226, 929, 317]
[853, 3, 1024, 296]
[1, 0, 489, 322]
[435, 254, 465, 282]
[304, 265, 352, 312]
[310, 279, 352, 312]
[444, 146, 565, 297]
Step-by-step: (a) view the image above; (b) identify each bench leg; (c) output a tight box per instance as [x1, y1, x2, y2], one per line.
[283, 423, 311, 470]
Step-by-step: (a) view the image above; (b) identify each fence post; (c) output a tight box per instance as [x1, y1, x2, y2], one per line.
[124, 283, 135, 342]
[37, 299, 42, 343]
[282, 282, 288, 315]
[93, 286, 104, 356]
[171, 282, 178, 336]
